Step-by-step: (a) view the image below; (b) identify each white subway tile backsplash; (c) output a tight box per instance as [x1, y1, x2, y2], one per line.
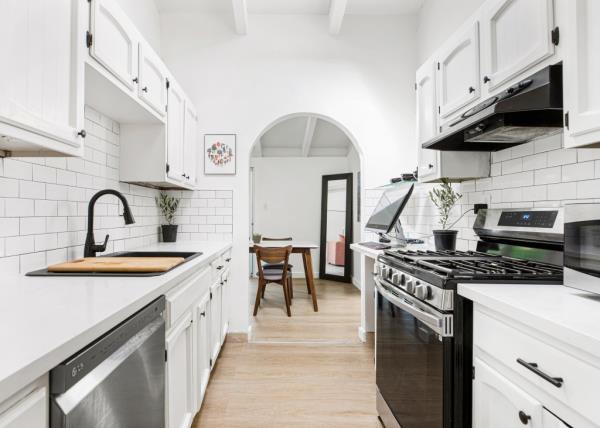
[534, 166, 561, 185]
[577, 179, 600, 199]
[547, 149, 577, 167]
[562, 161, 595, 182]
[534, 133, 562, 153]
[522, 153, 547, 171]
[547, 182, 576, 200]
[0, 107, 232, 273]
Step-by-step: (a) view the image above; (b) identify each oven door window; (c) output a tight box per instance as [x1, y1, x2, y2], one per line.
[564, 220, 600, 277]
[376, 290, 447, 428]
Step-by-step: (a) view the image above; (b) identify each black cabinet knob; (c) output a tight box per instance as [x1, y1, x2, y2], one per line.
[133, 77, 138, 83]
[142, 86, 148, 92]
[428, 164, 434, 169]
[518, 411, 531, 425]
[77, 129, 86, 138]
[200, 311, 206, 317]
[483, 76, 491, 83]
[469, 86, 475, 93]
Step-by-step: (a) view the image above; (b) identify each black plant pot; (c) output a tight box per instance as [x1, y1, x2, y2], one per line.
[433, 229, 458, 251]
[161, 225, 178, 242]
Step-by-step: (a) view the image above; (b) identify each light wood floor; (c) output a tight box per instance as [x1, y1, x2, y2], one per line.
[249, 278, 362, 342]
[192, 279, 380, 427]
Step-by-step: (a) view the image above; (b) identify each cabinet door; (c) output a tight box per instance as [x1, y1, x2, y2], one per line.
[90, 0, 138, 90]
[482, 0, 554, 91]
[0, 0, 84, 149]
[473, 358, 543, 428]
[437, 22, 480, 120]
[183, 101, 198, 185]
[563, 0, 600, 147]
[166, 312, 195, 428]
[194, 295, 211, 411]
[209, 281, 223, 363]
[138, 44, 167, 117]
[167, 79, 186, 182]
[416, 61, 440, 182]
[0, 387, 47, 428]
[220, 270, 230, 344]
[541, 410, 569, 428]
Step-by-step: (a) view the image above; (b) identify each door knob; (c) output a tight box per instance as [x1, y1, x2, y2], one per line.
[142, 86, 148, 92]
[77, 129, 86, 138]
[518, 411, 531, 425]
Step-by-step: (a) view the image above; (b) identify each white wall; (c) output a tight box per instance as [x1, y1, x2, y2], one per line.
[416, 0, 485, 63]
[161, 13, 418, 333]
[251, 156, 353, 276]
[117, 0, 162, 54]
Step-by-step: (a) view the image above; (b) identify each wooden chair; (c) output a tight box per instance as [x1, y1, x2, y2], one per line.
[254, 245, 293, 317]
[261, 236, 294, 299]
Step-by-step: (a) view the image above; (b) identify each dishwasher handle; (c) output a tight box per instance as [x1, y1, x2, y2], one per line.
[375, 277, 453, 337]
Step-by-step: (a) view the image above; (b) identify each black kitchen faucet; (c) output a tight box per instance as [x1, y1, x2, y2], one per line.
[84, 189, 135, 257]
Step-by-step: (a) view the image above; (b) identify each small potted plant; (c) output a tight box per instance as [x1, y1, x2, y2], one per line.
[252, 233, 262, 244]
[156, 192, 180, 242]
[429, 179, 462, 251]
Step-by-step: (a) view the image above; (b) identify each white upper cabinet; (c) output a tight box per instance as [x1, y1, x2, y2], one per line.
[437, 22, 481, 121]
[481, 0, 555, 91]
[0, 0, 85, 156]
[89, 0, 138, 91]
[473, 358, 543, 428]
[167, 79, 186, 182]
[416, 61, 440, 182]
[138, 44, 167, 117]
[183, 101, 198, 185]
[563, 0, 600, 148]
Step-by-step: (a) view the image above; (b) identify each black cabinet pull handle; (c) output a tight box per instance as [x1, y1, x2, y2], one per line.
[483, 76, 491, 83]
[516, 358, 563, 388]
[225, 258, 231, 262]
[469, 86, 475, 93]
[518, 411, 531, 425]
[200, 311, 206, 317]
[77, 129, 86, 138]
[428, 164, 434, 169]
[217, 265, 224, 270]
[142, 86, 148, 92]
[133, 77, 138, 83]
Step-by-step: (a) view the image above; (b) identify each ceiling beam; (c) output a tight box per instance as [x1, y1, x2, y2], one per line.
[328, 0, 348, 35]
[301, 116, 317, 157]
[231, 0, 248, 35]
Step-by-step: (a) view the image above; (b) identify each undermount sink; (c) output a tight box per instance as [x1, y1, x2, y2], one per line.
[26, 251, 203, 277]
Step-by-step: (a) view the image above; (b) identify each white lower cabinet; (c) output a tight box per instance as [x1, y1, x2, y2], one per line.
[474, 357, 543, 428]
[166, 311, 195, 428]
[193, 294, 211, 410]
[220, 269, 230, 344]
[210, 279, 223, 364]
[0, 386, 47, 428]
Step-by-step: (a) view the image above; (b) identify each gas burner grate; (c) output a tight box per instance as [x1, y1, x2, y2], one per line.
[416, 258, 562, 279]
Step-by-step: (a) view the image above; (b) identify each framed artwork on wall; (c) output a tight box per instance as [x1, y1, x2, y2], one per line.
[204, 134, 236, 175]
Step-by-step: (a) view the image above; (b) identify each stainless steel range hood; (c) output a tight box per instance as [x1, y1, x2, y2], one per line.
[423, 64, 563, 152]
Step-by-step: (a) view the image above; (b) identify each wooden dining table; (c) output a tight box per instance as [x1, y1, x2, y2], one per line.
[249, 241, 319, 312]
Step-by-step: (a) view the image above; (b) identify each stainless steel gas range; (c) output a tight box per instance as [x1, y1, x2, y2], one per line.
[374, 208, 564, 428]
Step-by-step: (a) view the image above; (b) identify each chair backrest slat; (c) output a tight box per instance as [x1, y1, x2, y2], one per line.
[262, 237, 293, 241]
[255, 245, 292, 282]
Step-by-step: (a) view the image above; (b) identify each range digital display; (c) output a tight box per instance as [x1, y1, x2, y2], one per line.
[498, 210, 558, 228]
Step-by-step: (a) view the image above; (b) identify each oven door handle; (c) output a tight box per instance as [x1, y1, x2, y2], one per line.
[375, 277, 453, 337]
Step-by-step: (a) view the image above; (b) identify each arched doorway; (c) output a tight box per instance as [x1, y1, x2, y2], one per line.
[247, 112, 365, 342]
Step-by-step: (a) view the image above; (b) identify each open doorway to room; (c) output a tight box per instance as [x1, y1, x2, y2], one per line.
[248, 114, 363, 343]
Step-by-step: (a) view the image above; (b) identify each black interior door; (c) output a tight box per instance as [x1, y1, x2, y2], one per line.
[319, 173, 353, 282]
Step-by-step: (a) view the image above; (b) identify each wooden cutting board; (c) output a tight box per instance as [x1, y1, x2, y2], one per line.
[47, 257, 186, 273]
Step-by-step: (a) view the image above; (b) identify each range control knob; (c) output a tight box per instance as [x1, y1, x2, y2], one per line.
[399, 274, 406, 285]
[406, 280, 416, 294]
[415, 284, 432, 300]
[391, 273, 400, 285]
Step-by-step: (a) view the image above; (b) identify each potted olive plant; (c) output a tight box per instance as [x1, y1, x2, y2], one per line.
[156, 192, 180, 242]
[429, 179, 462, 251]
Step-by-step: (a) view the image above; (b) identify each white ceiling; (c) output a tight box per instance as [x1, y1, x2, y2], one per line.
[252, 115, 354, 158]
[155, 0, 424, 15]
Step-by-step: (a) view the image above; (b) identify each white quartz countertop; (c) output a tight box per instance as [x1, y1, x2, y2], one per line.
[0, 241, 231, 403]
[458, 282, 600, 358]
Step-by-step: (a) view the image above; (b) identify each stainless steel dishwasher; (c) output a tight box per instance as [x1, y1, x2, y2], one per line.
[50, 296, 166, 428]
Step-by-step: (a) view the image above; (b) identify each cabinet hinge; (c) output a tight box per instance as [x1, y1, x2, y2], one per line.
[551, 26, 560, 46]
[166, 163, 170, 173]
[564, 111, 569, 129]
[165, 349, 168, 362]
[472, 366, 475, 379]
[86, 31, 93, 48]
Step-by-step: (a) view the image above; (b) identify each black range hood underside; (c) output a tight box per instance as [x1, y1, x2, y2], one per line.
[423, 109, 564, 151]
